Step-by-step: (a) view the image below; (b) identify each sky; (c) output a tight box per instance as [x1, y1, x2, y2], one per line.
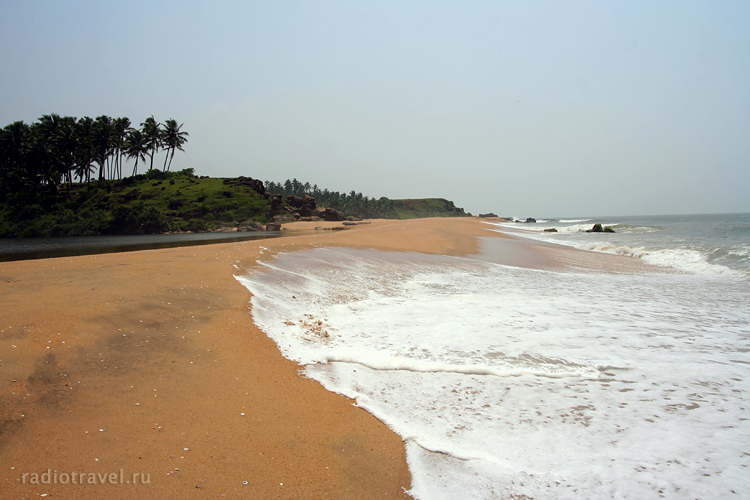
[1, 1, 749, 217]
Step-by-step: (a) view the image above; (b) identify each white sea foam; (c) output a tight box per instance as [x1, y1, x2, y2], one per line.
[489, 222, 745, 276]
[579, 242, 742, 275]
[238, 247, 750, 499]
[558, 218, 592, 223]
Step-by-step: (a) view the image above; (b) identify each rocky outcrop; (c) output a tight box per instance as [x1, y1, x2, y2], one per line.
[270, 193, 283, 212]
[272, 214, 294, 224]
[286, 195, 315, 209]
[222, 176, 266, 196]
[266, 194, 345, 222]
[313, 207, 345, 221]
[240, 222, 265, 231]
[586, 224, 616, 233]
[285, 195, 317, 217]
[478, 213, 499, 218]
[266, 193, 284, 220]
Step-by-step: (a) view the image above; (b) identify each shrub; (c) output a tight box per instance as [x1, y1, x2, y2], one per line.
[109, 202, 170, 234]
[146, 169, 167, 180]
[168, 199, 185, 210]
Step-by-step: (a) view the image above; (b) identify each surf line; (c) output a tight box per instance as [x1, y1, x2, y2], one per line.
[310, 357, 599, 379]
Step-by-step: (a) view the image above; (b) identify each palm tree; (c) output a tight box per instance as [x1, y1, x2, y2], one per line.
[93, 115, 115, 183]
[52, 116, 79, 189]
[141, 116, 162, 171]
[161, 118, 188, 171]
[112, 117, 131, 179]
[32, 114, 63, 191]
[124, 128, 148, 176]
[0, 121, 30, 192]
[74, 117, 95, 182]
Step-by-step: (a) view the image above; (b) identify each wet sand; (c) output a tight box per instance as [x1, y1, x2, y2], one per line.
[0, 218, 655, 499]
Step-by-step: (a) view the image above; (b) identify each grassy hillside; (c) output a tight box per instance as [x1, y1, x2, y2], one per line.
[389, 198, 468, 219]
[0, 169, 270, 237]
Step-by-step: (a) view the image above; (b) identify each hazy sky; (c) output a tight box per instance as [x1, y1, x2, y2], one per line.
[2, 1, 748, 217]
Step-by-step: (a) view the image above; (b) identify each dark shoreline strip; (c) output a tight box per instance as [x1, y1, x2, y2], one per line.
[0, 230, 302, 262]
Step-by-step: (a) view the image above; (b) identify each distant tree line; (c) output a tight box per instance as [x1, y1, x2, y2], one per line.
[265, 178, 397, 219]
[0, 114, 188, 201]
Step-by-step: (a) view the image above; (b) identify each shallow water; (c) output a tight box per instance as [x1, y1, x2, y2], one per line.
[0, 231, 284, 262]
[238, 219, 750, 499]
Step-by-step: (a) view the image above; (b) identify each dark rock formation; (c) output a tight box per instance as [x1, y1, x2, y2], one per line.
[270, 194, 283, 212]
[586, 224, 616, 233]
[543, 228, 558, 232]
[286, 195, 315, 209]
[523, 217, 537, 223]
[222, 176, 266, 196]
[266, 193, 284, 220]
[272, 214, 294, 224]
[285, 195, 302, 207]
[286, 194, 317, 217]
[240, 222, 265, 231]
[313, 207, 345, 221]
[265, 223, 282, 231]
[478, 213, 499, 218]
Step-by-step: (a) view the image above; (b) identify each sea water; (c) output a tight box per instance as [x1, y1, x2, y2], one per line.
[503, 213, 750, 276]
[236, 213, 750, 499]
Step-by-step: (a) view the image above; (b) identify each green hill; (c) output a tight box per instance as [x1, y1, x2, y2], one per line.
[264, 179, 471, 220]
[0, 169, 270, 237]
[389, 198, 468, 219]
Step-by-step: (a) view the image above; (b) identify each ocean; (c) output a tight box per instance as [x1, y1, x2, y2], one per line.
[237, 213, 750, 499]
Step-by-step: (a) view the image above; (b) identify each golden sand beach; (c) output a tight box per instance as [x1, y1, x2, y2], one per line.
[0, 218, 653, 499]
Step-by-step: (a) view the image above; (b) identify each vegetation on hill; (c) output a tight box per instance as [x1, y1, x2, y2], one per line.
[0, 114, 197, 237]
[0, 169, 272, 237]
[0, 115, 470, 237]
[265, 178, 469, 220]
[0, 114, 188, 198]
[388, 198, 468, 219]
[0, 170, 469, 237]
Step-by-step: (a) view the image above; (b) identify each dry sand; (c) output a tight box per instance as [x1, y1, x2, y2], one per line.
[0, 217, 656, 499]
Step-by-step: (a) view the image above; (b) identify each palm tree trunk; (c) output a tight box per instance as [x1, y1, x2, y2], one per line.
[166, 149, 175, 171]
